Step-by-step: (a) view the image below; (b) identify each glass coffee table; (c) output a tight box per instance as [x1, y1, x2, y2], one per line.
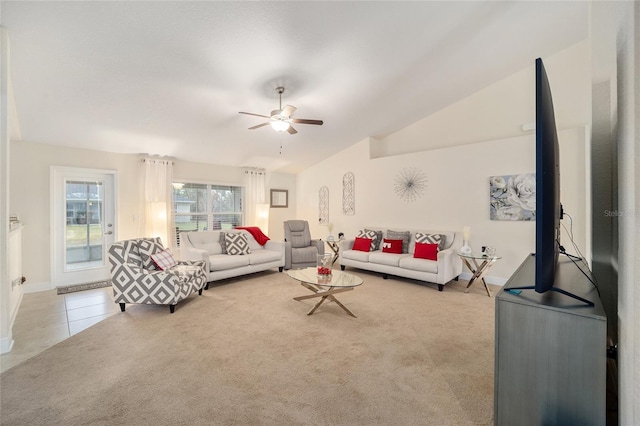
[286, 267, 363, 317]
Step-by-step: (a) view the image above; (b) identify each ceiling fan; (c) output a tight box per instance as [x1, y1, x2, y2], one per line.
[239, 87, 323, 135]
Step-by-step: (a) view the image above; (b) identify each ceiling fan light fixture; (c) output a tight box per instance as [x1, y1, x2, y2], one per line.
[270, 119, 290, 132]
[239, 86, 322, 134]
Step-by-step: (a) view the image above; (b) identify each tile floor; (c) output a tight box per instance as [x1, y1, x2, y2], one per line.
[0, 287, 118, 373]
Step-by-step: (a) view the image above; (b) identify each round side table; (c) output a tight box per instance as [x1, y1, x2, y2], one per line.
[457, 252, 502, 297]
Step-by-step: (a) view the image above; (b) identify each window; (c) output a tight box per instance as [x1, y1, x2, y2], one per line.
[172, 183, 243, 246]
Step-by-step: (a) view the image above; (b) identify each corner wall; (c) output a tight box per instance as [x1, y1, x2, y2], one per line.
[0, 28, 18, 353]
[590, 1, 639, 423]
[10, 141, 295, 290]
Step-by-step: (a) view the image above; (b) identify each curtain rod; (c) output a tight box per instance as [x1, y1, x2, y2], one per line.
[140, 157, 175, 165]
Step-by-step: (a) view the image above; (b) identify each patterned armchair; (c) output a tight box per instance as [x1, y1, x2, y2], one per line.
[108, 237, 207, 313]
[283, 220, 325, 270]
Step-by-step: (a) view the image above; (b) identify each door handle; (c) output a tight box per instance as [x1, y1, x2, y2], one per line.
[104, 231, 113, 235]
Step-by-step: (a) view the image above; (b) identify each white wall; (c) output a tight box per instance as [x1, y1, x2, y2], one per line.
[590, 1, 639, 424]
[372, 41, 590, 157]
[297, 41, 591, 283]
[264, 172, 297, 242]
[298, 127, 587, 283]
[10, 141, 295, 290]
[0, 28, 19, 353]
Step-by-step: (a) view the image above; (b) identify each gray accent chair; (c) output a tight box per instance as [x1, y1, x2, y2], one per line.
[108, 237, 207, 313]
[283, 220, 325, 270]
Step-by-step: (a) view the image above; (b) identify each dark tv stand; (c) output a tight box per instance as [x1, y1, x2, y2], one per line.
[507, 253, 594, 307]
[507, 286, 594, 307]
[494, 255, 606, 425]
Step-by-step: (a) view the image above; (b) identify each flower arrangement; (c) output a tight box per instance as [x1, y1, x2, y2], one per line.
[317, 254, 332, 276]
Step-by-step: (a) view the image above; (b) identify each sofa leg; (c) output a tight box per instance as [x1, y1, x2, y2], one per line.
[438, 284, 444, 292]
[340, 265, 345, 271]
[199, 288, 203, 295]
[279, 267, 283, 272]
[454, 275, 459, 281]
[382, 274, 388, 280]
[205, 283, 209, 290]
[170, 304, 176, 314]
[119, 303, 125, 312]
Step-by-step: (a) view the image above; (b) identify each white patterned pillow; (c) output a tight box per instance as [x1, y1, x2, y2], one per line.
[415, 233, 444, 250]
[357, 229, 378, 251]
[150, 249, 178, 271]
[364, 228, 384, 251]
[138, 237, 165, 270]
[225, 232, 251, 255]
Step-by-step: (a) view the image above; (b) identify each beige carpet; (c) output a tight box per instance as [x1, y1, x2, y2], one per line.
[0, 270, 496, 426]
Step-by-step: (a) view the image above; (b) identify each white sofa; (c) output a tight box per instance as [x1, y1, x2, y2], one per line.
[339, 228, 462, 291]
[180, 230, 285, 285]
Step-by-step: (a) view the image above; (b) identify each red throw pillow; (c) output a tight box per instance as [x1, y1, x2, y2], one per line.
[381, 238, 403, 254]
[353, 237, 372, 252]
[414, 243, 438, 260]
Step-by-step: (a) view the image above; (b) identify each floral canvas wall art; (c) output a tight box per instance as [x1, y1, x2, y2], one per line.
[490, 173, 536, 221]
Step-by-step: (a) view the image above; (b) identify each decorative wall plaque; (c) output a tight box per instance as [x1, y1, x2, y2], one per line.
[319, 186, 329, 225]
[342, 172, 355, 215]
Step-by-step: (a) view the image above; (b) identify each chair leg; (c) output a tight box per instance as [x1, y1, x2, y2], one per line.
[170, 304, 175, 314]
[199, 288, 203, 295]
[119, 303, 125, 312]
[205, 283, 209, 290]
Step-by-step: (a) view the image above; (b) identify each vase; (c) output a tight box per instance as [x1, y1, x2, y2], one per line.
[317, 254, 332, 277]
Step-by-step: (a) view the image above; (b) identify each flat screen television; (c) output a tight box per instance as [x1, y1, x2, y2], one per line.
[508, 58, 593, 306]
[534, 57, 561, 294]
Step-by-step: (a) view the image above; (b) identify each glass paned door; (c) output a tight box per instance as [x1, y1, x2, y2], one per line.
[52, 167, 116, 287]
[65, 180, 105, 270]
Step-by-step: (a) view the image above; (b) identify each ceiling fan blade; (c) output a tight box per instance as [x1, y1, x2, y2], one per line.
[248, 122, 269, 130]
[287, 126, 298, 135]
[239, 112, 270, 119]
[281, 105, 297, 118]
[292, 118, 324, 126]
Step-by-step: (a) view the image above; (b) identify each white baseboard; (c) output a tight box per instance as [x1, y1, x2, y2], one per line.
[1, 288, 24, 354]
[23, 281, 53, 293]
[459, 272, 507, 286]
[0, 335, 14, 354]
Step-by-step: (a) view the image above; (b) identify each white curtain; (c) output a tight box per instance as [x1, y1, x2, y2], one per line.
[140, 158, 174, 247]
[244, 169, 269, 234]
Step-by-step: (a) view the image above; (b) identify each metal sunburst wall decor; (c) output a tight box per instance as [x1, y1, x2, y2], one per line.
[394, 167, 428, 202]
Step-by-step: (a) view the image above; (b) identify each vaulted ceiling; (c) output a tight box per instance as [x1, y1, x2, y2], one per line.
[1, 1, 588, 173]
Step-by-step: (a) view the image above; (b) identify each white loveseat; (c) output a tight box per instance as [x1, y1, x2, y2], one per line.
[180, 230, 285, 285]
[339, 228, 462, 291]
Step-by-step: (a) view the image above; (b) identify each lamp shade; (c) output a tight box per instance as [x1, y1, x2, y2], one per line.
[463, 226, 471, 241]
[255, 203, 269, 235]
[270, 119, 290, 132]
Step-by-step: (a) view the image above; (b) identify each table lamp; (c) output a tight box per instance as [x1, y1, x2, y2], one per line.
[460, 226, 472, 254]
